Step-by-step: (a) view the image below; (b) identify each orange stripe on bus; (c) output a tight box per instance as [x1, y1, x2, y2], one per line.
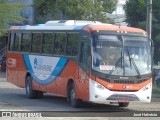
[96, 77, 152, 91]
[84, 25, 146, 33]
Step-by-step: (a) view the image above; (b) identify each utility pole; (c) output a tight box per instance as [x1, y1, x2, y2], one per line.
[32, 0, 35, 24]
[146, 0, 152, 39]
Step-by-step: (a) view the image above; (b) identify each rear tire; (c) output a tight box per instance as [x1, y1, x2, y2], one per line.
[25, 76, 37, 99]
[119, 102, 129, 107]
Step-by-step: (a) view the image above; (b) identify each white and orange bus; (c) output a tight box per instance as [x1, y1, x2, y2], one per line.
[7, 20, 153, 107]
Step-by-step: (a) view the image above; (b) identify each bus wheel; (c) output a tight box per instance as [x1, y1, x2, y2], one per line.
[70, 83, 81, 108]
[25, 76, 37, 99]
[119, 102, 129, 107]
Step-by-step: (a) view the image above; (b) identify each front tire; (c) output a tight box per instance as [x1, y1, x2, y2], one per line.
[70, 83, 81, 108]
[119, 102, 129, 107]
[25, 76, 37, 99]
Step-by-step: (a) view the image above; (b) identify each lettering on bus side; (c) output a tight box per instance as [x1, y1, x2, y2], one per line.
[34, 58, 52, 72]
[7, 58, 17, 68]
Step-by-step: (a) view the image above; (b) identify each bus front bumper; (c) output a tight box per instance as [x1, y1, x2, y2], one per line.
[89, 79, 152, 104]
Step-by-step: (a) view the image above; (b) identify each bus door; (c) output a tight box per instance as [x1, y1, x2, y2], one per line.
[78, 41, 90, 101]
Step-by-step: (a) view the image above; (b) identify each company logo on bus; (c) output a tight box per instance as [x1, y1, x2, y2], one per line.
[7, 58, 16, 68]
[122, 85, 127, 89]
[33, 58, 52, 71]
[34, 58, 38, 69]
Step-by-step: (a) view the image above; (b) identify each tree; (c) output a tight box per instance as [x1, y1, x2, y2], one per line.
[124, 0, 160, 64]
[0, 0, 24, 36]
[34, 0, 118, 24]
[124, 0, 146, 29]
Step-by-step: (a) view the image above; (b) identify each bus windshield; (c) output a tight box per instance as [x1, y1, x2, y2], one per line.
[92, 35, 151, 76]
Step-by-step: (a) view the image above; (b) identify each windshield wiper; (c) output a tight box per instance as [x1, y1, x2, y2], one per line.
[127, 48, 132, 69]
[106, 57, 123, 78]
[127, 48, 141, 78]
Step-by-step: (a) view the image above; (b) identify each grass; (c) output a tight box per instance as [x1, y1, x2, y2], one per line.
[152, 85, 160, 95]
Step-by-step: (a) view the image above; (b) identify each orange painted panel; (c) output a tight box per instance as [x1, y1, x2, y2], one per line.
[46, 81, 56, 93]
[32, 80, 39, 90]
[7, 53, 27, 88]
[77, 67, 89, 101]
[7, 52, 89, 101]
[56, 60, 79, 97]
[84, 25, 147, 34]
[17, 71, 26, 88]
[39, 84, 47, 92]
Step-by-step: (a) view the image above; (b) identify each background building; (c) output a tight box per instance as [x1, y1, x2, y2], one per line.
[21, 0, 34, 25]
[10, 0, 34, 25]
[108, 0, 127, 26]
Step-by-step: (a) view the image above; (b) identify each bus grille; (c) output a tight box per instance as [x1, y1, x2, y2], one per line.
[99, 75, 151, 84]
[107, 94, 140, 101]
[114, 80, 134, 84]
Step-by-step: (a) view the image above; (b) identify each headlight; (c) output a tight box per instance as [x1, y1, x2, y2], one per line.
[92, 81, 105, 90]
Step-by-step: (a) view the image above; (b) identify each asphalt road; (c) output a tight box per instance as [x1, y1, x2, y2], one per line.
[0, 72, 160, 120]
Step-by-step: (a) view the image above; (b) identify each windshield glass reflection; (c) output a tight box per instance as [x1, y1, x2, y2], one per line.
[123, 36, 151, 76]
[93, 35, 123, 75]
[92, 35, 151, 76]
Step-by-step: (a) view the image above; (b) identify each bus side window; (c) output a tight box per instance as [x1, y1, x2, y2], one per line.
[13, 33, 21, 51]
[42, 33, 53, 54]
[54, 33, 66, 55]
[9, 33, 14, 51]
[80, 42, 88, 70]
[21, 33, 31, 52]
[31, 33, 42, 53]
[87, 44, 91, 74]
[66, 33, 79, 56]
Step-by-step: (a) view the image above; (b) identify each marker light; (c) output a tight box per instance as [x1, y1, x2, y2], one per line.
[36, 24, 45, 26]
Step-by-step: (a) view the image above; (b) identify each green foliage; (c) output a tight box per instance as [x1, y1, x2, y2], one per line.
[34, 0, 118, 24]
[137, 21, 146, 30]
[102, 0, 118, 13]
[124, 0, 146, 28]
[152, 85, 160, 95]
[0, 0, 24, 36]
[124, 0, 160, 64]
[124, 0, 160, 40]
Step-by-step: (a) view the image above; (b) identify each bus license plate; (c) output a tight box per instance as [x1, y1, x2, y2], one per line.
[118, 98, 129, 102]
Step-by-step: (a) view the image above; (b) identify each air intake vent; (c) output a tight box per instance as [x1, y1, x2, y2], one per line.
[114, 80, 134, 84]
[107, 94, 139, 101]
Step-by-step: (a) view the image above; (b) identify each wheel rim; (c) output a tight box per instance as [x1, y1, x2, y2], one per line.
[70, 88, 76, 105]
[26, 81, 30, 95]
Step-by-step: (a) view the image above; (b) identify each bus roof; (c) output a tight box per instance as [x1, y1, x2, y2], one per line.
[9, 20, 147, 34]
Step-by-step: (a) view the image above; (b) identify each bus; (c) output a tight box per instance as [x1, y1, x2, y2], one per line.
[7, 20, 153, 107]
